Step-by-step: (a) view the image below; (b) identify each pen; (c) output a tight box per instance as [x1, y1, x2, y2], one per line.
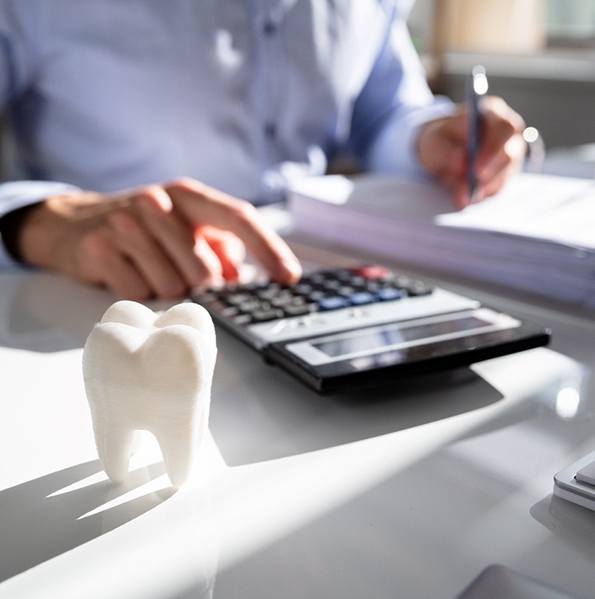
[466, 65, 488, 203]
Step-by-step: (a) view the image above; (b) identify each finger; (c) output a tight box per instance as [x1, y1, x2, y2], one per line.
[77, 230, 151, 299]
[435, 144, 467, 181]
[193, 233, 225, 287]
[166, 178, 302, 283]
[451, 179, 470, 210]
[478, 150, 511, 187]
[477, 169, 509, 200]
[417, 115, 467, 179]
[108, 210, 186, 298]
[201, 227, 246, 282]
[477, 143, 523, 201]
[132, 188, 221, 288]
[480, 134, 525, 184]
[455, 159, 512, 206]
[476, 98, 525, 176]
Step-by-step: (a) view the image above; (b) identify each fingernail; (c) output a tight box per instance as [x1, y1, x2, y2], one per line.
[282, 258, 302, 282]
[206, 273, 224, 288]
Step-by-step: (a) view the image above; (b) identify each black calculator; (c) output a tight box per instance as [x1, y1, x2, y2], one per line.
[192, 265, 550, 392]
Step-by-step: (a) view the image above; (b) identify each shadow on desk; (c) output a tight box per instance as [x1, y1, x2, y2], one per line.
[531, 494, 595, 563]
[211, 329, 504, 466]
[0, 460, 172, 583]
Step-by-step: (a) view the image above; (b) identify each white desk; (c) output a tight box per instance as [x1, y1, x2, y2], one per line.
[0, 238, 594, 599]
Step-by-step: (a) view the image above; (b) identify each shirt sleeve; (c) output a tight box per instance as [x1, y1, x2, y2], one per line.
[0, 1, 81, 267]
[349, 6, 455, 180]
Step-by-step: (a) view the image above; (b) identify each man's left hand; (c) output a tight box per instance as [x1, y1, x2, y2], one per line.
[416, 97, 526, 209]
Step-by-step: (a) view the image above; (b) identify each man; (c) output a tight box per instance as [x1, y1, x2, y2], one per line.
[0, 1, 525, 299]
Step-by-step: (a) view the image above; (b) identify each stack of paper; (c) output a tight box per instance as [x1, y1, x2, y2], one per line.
[288, 173, 595, 308]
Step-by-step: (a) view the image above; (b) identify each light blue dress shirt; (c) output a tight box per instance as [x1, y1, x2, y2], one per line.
[0, 0, 452, 265]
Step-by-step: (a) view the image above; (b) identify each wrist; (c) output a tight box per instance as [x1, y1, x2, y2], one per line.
[18, 199, 65, 268]
[415, 118, 446, 178]
[0, 202, 44, 263]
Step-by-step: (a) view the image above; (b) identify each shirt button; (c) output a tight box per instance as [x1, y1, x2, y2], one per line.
[264, 122, 277, 139]
[263, 19, 277, 35]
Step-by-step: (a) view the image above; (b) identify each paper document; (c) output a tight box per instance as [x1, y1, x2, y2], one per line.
[437, 174, 595, 249]
[289, 173, 595, 307]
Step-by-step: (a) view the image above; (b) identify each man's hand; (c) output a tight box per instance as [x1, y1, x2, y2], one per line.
[18, 178, 302, 299]
[417, 97, 526, 209]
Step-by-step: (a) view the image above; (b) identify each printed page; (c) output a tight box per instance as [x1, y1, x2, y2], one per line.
[436, 174, 595, 248]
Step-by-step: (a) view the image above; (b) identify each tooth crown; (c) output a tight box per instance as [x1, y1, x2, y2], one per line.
[83, 301, 217, 489]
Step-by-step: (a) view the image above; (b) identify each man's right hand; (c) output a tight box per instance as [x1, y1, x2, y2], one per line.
[17, 178, 302, 299]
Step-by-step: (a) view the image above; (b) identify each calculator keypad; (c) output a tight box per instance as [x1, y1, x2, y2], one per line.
[192, 265, 433, 327]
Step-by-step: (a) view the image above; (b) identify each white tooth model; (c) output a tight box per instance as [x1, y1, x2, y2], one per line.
[83, 301, 217, 489]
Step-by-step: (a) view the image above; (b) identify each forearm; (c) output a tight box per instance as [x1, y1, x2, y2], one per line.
[362, 99, 455, 179]
[348, 11, 455, 180]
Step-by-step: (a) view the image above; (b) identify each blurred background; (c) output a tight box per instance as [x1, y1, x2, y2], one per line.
[409, 0, 595, 160]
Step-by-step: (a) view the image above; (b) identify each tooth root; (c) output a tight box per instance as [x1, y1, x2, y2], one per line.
[153, 423, 196, 489]
[93, 421, 135, 484]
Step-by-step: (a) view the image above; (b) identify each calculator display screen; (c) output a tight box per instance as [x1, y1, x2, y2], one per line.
[311, 316, 488, 358]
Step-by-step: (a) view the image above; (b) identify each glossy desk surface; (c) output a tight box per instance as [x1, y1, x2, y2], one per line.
[0, 238, 594, 599]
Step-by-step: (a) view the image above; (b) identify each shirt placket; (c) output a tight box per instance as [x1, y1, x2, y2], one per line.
[250, 0, 285, 201]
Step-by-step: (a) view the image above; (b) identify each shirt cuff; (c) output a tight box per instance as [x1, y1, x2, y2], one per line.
[364, 97, 456, 180]
[0, 181, 80, 269]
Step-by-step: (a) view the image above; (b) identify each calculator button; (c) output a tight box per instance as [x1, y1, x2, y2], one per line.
[287, 296, 307, 306]
[293, 283, 313, 295]
[322, 279, 342, 291]
[376, 288, 404, 301]
[349, 276, 365, 287]
[308, 290, 326, 302]
[334, 269, 353, 282]
[226, 293, 254, 306]
[318, 296, 349, 311]
[406, 281, 434, 296]
[220, 306, 240, 318]
[271, 294, 294, 307]
[207, 300, 228, 312]
[348, 291, 375, 306]
[252, 309, 284, 322]
[338, 286, 355, 297]
[394, 275, 413, 288]
[303, 273, 325, 285]
[239, 300, 262, 313]
[364, 281, 381, 293]
[283, 305, 313, 317]
[232, 314, 253, 326]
